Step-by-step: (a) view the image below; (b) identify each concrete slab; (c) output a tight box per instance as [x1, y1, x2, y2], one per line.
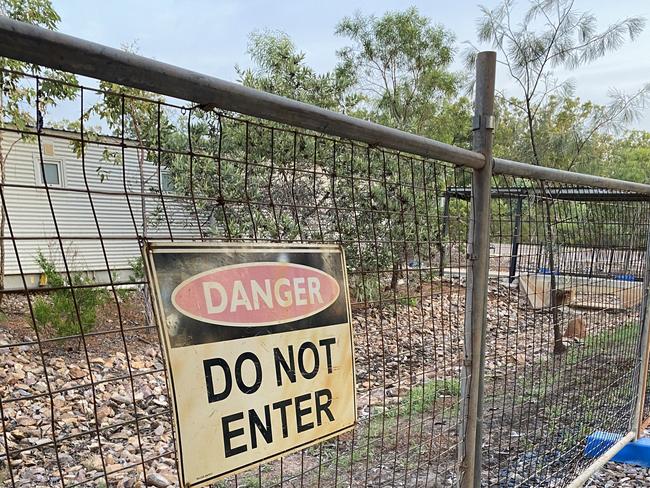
[517, 272, 641, 311]
[442, 268, 642, 311]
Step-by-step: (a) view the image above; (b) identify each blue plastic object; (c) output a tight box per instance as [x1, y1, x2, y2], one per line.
[538, 267, 559, 275]
[614, 274, 636, 282]
[585, 431, 650, 468]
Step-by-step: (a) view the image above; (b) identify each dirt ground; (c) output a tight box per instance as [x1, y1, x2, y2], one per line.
[0, 275, 641, 487]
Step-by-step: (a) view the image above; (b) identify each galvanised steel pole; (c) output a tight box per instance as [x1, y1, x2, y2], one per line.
[459, 51, 496, 488]
[0, 16, 486, 170]
[632, 225, 650, 437]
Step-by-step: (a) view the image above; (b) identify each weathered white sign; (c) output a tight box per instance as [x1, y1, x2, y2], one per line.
[144, 242, 356, 487]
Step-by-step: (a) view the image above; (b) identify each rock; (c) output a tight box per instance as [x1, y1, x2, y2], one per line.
[16, 416, 36, 427]
[68, 365, 86, 380]
[145, 472, 171, 487]
[96, 405, 114, 423]
[58, 453, 74, 465]
[111, 394, 133, 405]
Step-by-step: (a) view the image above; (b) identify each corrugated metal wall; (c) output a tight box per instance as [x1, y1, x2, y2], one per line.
[1, 130, 197, 284]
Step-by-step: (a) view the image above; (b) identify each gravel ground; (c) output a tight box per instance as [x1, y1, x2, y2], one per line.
[586, 428, 650, 487]
[0, 278, 643, 487]
[587, 461, 650, 487]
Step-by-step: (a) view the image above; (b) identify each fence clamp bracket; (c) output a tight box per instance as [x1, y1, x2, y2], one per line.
[472, 114, 496, 131]
[466, 252, 478, 261]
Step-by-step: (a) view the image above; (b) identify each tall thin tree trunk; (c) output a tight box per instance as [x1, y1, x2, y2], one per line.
[542, 192, 566, 354]
[526, 100, 565, 354]
[128, 105, 154, 328]
[390, 262, 400, 291]
[138, 147, 153, 327]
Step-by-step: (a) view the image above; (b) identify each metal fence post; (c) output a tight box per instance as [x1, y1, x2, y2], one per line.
[439, 193, 451, 276]
[509, 197, 523, 283]
[633, 227, 650, 437]
[459, 51, 496, 488]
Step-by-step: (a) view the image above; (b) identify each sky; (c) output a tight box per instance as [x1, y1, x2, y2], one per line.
[52, 0, 650, 131]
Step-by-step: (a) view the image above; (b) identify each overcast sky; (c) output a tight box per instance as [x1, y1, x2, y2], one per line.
[53, 0, 650, 131]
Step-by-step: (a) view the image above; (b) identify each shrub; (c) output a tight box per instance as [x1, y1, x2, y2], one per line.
[32, 251, 107, 337]
[349, 274, 381, 304]
[128, 256, 145, 282]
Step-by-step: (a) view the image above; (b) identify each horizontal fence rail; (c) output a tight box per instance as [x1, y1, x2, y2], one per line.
[493, 158, 650, 196]
[0, 16, 485, 170]
[0, 17, 649, 488]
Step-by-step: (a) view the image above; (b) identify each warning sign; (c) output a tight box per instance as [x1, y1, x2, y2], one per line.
[144, 242, 357, 487]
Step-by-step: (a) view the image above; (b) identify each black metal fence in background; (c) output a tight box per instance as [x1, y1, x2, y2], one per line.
[444, 186, 650, 282]
[0, 17, 649, 488]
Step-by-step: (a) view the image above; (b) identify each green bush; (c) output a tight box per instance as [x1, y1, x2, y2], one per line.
[32, 252, 107, 337]
[397, 378, 461, 417]
[349, 274, 381, 304]
[128, 256, 145, 282]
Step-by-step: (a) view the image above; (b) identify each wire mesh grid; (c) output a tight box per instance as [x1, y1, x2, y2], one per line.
[0, 69, 474, 487]
[481, 177, 649, 487]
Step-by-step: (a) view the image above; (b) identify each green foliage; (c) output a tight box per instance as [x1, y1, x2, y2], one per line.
[471, 0, 647, 353]
[336, 7, 470, 144]
[152, 24, 467, 294]
[566, 322, 640, 366]
[350, 275, 381, 304]
[471, 0, 648, 169]
[494, 95, 612, 171]
[24, 4, 646, 311]
[601, 131, 650, 183]
[0, 0, 59, 27]
[359, 378, 461, 453]
[0, 1, 78, 290]
[32, 252, 107, 337]
[396, 379, 461, 417]
[333, 9, 471, 285]
[128, 256, 145, 282]
[398, 296, 418, 307]
[0, 0, 77, 133]
[238, 31, 359, 112]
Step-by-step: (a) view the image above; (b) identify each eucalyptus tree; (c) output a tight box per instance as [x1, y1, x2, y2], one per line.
[468, 0, 648, 353]
[336, 7, 472, 290]
[336, 7, 463, 136]
[162, 31, 367, 293]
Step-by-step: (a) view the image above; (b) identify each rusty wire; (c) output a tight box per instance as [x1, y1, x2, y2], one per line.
[0, 69, 471, 487]
[0, 67, 648, 488]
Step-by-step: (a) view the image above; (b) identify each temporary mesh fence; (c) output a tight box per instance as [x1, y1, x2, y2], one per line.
[482, 178, 649, 487]
[0, 69, 476, 487]
[0, 49, 649, 488]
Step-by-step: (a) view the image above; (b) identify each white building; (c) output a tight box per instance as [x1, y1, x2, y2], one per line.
[1, 129, 197, 289]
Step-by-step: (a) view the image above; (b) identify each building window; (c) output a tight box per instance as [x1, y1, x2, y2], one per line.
[161, 172, 174, 193]
[37, 160, 64, 187]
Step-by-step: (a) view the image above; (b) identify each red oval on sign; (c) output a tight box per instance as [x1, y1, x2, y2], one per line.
[171, 262, 341, 327]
